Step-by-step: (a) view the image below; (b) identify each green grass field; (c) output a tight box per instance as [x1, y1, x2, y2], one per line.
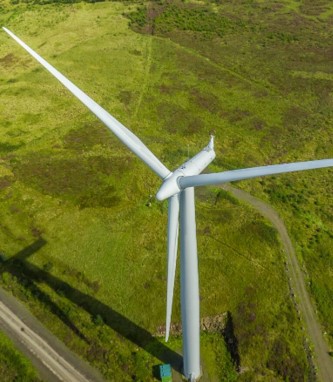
[0, 0, 332, 380]
[0, 329, 41, 381]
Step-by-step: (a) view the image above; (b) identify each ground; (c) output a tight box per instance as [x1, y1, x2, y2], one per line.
[0, 1, 332, 381]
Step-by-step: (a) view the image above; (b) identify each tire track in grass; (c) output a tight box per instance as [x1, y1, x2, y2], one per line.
[133, 36, 153, 120]
[162, 36, 281, 96]
[161, 36, 308, 112]
[222, 184, 333, 382]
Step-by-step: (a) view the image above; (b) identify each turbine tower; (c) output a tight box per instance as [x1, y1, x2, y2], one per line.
[3, 27, 333, 381]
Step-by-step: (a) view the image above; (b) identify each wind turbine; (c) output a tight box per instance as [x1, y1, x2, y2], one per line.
[3, 27, 333, 381]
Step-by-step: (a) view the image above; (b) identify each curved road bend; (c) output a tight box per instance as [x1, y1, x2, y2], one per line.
[222, 184, 333, 382]
[0, 287, 104, 382]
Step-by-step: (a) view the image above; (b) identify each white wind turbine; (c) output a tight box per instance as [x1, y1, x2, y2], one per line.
[3, 27, 333, 381]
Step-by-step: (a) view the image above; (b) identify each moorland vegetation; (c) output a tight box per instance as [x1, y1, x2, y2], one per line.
[0, 0, 332, 380]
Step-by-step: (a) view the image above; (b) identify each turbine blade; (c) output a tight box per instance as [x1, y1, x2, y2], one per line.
[2, 27, 171, 180]
[165, 194, 180, 342]
[179, 159, 333, 189]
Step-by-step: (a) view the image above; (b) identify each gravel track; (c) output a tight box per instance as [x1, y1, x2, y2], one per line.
[222, 184, 333, 382]
[0, 287, 104, 382]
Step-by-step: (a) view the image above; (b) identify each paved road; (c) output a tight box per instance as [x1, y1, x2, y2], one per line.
[222, 184, 333, 382]
[0, 287, 104, 382]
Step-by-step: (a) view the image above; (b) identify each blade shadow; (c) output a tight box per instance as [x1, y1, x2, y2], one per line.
[1, 238, 90, 344]
[0, 239, 183, 373]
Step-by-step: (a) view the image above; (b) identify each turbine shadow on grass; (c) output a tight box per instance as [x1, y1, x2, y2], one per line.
[223, 312, 240, 372]
[0, 238, 183, 373]
[1, 238, 90, 344]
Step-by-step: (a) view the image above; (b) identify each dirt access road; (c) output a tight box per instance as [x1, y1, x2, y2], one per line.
[222, 184, 333, 382]
[0, 287, 104, 382]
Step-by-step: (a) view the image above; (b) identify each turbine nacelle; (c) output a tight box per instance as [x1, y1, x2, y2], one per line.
[156, 136, 216, 201]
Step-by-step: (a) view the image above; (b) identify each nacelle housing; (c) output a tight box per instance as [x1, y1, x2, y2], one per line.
[156, 137, 215, 201]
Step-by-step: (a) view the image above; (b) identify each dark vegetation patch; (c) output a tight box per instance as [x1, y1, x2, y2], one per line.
[0, 177, 13, 191]
[196, 200, 233, 225]
[159, 84, 172, 95]
[300, 0, 331, 17]
[186, 117, 204, 135]
[265, 28, 299, 44]
[251, 117, 266, 131]
[129, 49, 142, 56]
[283, 106, 309, 128]
[157, 102, 199, 134]
[267, 338, 305, 382]
[240, 220, 278, 245]
[161, 146, 189, 166]
[0, 53, 17, 68]
[310, 280, 333, 329]
[156, 75, 188, 95]
[233, 286, 308, 381]
[63, 122, 118, 152]
[13, 153, 133, 208]
[190, 88, 221, 114]
[127, 1, 245, 37]
[265, 180, 309, 214]
[234, 287, 267, 353]
[174, 46, 233, 87]
[19, 113, 42, 126]
[118, 90, 133, 109]
[10, 0, 106, 4]
[227, 108, 251, 124]
[0, 142, 23, 153]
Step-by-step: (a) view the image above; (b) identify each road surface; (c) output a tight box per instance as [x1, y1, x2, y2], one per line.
[223, 184, 333, 382]
[0, 287, 104, 382]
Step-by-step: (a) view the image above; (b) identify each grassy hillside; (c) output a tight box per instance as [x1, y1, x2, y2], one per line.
[0, 0, 332, 380]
